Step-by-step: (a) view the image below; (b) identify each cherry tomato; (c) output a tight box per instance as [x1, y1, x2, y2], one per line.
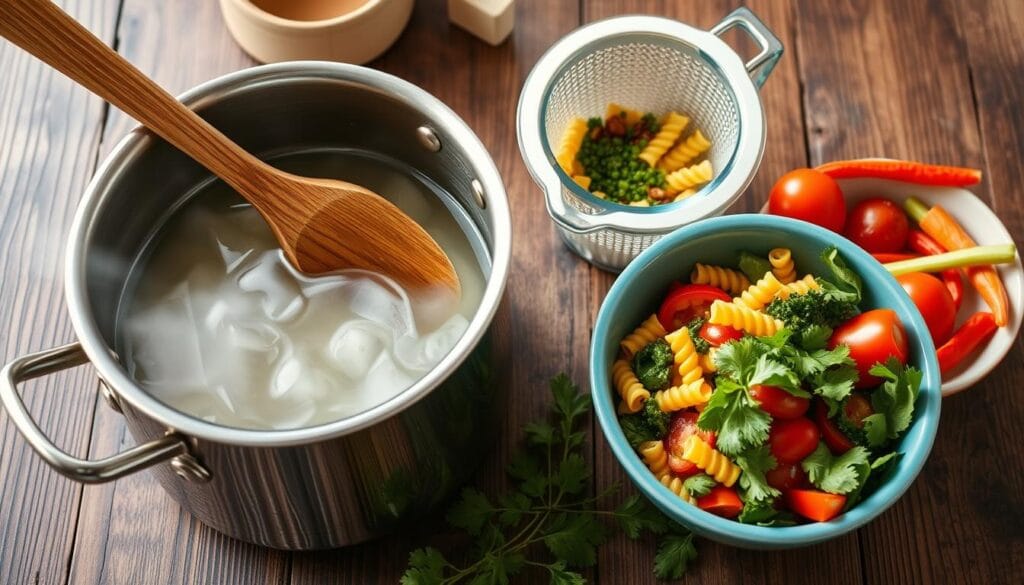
[696, 485, 743, 518]
[768, 418, 820, 464]
[897, 272, 956, 345]
[665, 411, 716, 477]
[787, 489, 847, 522]
[842, 393, 873, 429]
[829, 309, 909, 389]
[768, 169, 847, 232]
[657, 284, 732, 331]
[815, 399, 855, 454]
[843, 198, 910, 253]
[766, 462, 808, 492]
[749, 384, 810, 419]
[699, 322, 744, 347]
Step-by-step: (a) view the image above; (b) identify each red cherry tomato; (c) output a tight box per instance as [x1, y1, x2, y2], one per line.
[696, 485, 744, 518]
[896, 272, 957, 345]
[815, 399, 855, 454]
[787, 489, 847, 522]
[829, 309, 909, 389]
[657, 284, 732, 331]
[768, 418, 820, 464]
[842, 393, 874, 429]
[665, 411, 716, 477]
[768, 169, 847, 232]
[699, 322, 744, 347]
[749, 384, 810, 420]
[766, 462, 809, 492]
[843, 198, 910, 253]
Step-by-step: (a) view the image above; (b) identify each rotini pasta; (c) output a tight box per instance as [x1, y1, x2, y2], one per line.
[638, 112, 689, 167]
[769, 248, 797, 284]
[612, 359, 650, 413]
[699, 348, 718, 374]
[658, 129, 711, 172]
[659, 473, 696, 504]
[673, 188, 697, 202]
[776, 274, 820, 299]
[555, 117, 587, 175]
[639, 440, 670, 477]
[572, 175, 591, 190]
[681, 436, 741, 487]
[620, 314, 667, 359]
[665, 160, 713, 193]
[654, 379, 712, 412]
[664, 327, 703, 384]
[734, 272, 785, 311]
[708, 300, 784, 337]
[691, 263, 751, 296]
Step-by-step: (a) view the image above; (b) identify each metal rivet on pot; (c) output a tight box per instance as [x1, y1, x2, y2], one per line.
[471, 179, 486, 209]
[98, 379, 123, 413]
[416, 125, 441, 152]
[171, 453, 213, 483]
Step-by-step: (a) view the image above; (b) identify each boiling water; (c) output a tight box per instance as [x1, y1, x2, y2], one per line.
[118, 151, 486, 430]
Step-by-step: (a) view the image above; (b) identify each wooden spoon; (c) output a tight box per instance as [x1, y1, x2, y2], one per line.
[0, 0, 461, 296]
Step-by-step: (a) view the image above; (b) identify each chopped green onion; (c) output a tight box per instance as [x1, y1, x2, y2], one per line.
[883, 244, 1017, 276]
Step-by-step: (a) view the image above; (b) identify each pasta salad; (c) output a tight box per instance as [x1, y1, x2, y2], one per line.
[555, 103, 715, 206]
[614, 247, 922, 524]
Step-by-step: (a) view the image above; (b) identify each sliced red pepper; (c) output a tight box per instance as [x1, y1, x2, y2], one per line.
[872, 252, 919, 263]
[697, 485, 743, 518]
[815, 159, 982, 187]
[787, 489, 847, 522]
[907, 230, 965, 311]
[814, 399, 854, 454]
[936, 312, 998, 373]
[657, 284, 731, 331]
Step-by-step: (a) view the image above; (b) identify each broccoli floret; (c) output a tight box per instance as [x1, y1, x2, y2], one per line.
[765, 286, 859, 332]
[633, 339, 674, 391]
[686, 317, 711, 354]
[619, 398, 671, 449]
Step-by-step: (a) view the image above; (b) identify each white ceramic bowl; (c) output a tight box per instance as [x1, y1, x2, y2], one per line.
[219, 0, 413, 64]
[836, 178, 1022, 396]
[761, 177, 1022, 396]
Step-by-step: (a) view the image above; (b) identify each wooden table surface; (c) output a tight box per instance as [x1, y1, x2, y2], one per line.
[1, 0, 1022, 583]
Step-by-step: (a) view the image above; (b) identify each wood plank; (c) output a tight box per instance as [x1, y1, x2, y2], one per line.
[287, 0, 586, 582]
[793, 1, 1019, 584]
[0, 2, 120, 584]
[65, 2, 290, 584]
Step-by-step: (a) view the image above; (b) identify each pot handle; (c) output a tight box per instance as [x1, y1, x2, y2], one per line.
[710, 7, 784, 88]
[0, 342, 190, 484]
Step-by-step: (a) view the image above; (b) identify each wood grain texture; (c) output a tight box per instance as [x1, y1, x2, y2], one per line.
[0, 1, 120, 584]
[0, 0, 1023, 583]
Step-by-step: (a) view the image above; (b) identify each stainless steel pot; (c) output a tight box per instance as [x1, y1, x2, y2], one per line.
[0, 62, 511, 549]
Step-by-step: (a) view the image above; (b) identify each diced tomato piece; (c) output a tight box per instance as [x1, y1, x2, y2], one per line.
[657, 284, 732, 331]
[665, 411, 716, 477]
[787, 489, 847, 522]
[697, 485, 743, 519]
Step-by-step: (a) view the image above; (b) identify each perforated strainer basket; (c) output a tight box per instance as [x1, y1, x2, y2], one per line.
[517, 9, 783, 271]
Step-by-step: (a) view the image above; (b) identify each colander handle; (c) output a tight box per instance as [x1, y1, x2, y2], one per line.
[710, 7, 783, 88]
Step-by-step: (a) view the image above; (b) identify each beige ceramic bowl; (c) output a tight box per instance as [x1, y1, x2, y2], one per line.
[219, 0, 414, 64]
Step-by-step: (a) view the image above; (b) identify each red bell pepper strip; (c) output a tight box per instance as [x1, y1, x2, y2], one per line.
[906, 198, 1009, 326]
[657, 284, 731, 331]
[872, 252, 919, 264]
[936, 312, 998, 373]
[907, 230, 965, 311]
[815, 159, 982, 187]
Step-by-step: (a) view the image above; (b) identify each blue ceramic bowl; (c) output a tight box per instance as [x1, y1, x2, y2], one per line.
[590, 214, 941, 549]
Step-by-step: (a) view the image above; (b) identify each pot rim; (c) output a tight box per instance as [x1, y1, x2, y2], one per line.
[64, 62, 511, 447]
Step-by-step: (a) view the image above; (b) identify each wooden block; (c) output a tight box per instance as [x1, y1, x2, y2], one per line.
[447, 0, 514, 46]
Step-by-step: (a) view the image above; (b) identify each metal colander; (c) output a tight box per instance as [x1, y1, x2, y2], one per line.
[517, 9, 783, 271]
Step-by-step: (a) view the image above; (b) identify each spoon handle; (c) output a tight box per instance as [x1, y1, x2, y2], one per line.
[0, 0, 267, 198]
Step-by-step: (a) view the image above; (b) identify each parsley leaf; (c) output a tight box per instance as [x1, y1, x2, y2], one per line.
[401, 548, 448, 585]
[801, 443, 871, 495]
[863, 359, 922, 446]
[548, 561, 586, 585]
[446, 488, 494, 536]
[735, 445, 781, 503]
[497, 492, 532, 527]
[543, 513, 606, 567]
[653, 531, 699, 580]
[799, 324, 833, 351]
[551, 373, 590, 426]
[698, 382, 771, 457]
[749, 354, 802, 393]
[713, 337, 761, 381]
[615, 495, 670, 538]
[810, 364, 858, 403]
[682, 474, 717, 499]
[821, 246, 863, 303]
[554, 453, 589, 496]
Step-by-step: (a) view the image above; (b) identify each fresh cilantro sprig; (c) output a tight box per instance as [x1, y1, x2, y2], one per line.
[801, 443, 871, 495]
[402, 374, 697, 584]
[862, 359, 922, 447]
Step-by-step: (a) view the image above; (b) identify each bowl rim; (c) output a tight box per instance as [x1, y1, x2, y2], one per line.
[590, 214, 941, 548]
[225, 0, 383, 29]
